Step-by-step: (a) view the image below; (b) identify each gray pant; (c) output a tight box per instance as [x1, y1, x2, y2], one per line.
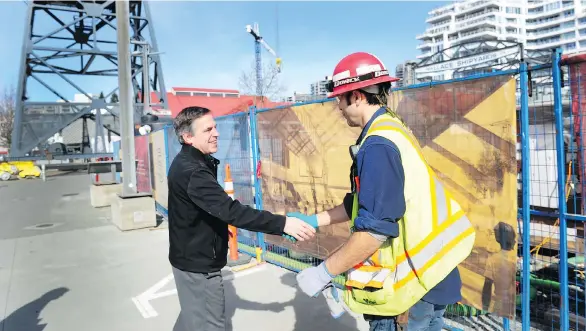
[172, 267, 225, 331]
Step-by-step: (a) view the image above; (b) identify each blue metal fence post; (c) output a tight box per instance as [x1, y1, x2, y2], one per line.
[249, 105, 266, 262]
[552, 47, 570, 331]
[519, 60, 532, 331]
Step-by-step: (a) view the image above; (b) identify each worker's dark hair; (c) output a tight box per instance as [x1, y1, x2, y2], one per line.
[173, 106, 211, 144]
[364, 83, 391, 106]
[344, 82, 391, 106]
[494, 221, 516, 251]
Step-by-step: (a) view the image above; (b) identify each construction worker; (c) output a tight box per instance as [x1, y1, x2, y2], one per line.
[290, 52, 476, 331]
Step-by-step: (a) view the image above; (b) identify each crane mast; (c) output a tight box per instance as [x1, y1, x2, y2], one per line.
[245, 23, 281, 99]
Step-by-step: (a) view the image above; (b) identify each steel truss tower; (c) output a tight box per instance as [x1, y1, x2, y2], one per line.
[10, 0, 168, 157]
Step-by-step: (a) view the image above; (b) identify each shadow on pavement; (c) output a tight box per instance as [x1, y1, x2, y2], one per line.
[278, 273, 359, 331]
[223, 271, 358, 331]
[0, 287, 69, 331]
[224, 275, 285, 331]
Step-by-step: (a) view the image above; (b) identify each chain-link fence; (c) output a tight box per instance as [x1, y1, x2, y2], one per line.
[110, 47, 584, 331]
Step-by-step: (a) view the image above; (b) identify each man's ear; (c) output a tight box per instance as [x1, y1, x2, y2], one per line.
[352, 91, 363, 106]
[181, 132, 191, 144]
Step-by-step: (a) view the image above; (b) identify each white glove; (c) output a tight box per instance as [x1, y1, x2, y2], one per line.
[322, 285, 347, 319]
[296, 262, 334, 297]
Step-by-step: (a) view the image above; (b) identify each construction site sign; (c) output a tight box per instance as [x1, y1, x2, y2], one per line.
[414, 46, 519, 75]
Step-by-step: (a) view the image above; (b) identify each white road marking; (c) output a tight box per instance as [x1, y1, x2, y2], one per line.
[132, 263, 268, 319]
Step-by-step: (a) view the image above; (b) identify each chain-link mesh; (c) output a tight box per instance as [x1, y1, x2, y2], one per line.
[254, 101, 357, 274]
[215, 113, 258, 253]
[389, 74, 518, 329]
[115, 49, 586, 330]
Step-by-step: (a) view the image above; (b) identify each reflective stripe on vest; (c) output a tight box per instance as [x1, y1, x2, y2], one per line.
[343, 112, 475, 316]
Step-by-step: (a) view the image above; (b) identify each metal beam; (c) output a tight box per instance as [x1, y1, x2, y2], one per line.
[116, 0, 137, 196]
[10, 0, 168, 157]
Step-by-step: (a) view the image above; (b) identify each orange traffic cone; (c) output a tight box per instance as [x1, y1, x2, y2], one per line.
[225, 165, 240, 262]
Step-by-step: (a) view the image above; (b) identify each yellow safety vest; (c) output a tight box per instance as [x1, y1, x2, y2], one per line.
[342, 112, 476, 316]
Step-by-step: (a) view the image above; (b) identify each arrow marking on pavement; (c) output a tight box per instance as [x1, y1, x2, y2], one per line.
[132, 263, 268, 318]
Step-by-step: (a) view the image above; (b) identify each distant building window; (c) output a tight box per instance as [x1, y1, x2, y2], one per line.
[506, 7, 521, 14]
[175, 91, 191, 96]
[224, 93, 239, 98]
[544, 2, 560, 11]
[209, 93, 223, 97]
[193, 92, 208, 96]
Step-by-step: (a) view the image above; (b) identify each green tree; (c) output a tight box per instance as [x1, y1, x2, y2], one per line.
[110, 92, 119, 103]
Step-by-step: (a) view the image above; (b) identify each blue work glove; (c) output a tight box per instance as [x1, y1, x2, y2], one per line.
[282, 212, 318, 242]
[322, 285, 347, 319]
[296, 262, 334, 297]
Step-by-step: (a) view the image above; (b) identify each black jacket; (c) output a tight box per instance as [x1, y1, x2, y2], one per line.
[167, 144, 286, 273]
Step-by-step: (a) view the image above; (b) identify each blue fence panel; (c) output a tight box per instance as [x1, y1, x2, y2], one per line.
[144, 47, 586, 330]
[165, 125, 181, 174]
[215, 112, 258, 251]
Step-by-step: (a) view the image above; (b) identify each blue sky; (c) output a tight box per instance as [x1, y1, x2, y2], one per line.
[0, 0, 446, 101]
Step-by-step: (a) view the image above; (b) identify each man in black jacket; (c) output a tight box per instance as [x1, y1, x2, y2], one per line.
[167, 106, 316, 331]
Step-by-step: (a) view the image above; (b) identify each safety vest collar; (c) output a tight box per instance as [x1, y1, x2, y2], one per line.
[356, 107, 388, 145]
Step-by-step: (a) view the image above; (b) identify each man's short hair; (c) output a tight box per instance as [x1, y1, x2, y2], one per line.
[342, 82, 391, 106]
[494, 221, 516, 251]
[173, 106, 211, 144]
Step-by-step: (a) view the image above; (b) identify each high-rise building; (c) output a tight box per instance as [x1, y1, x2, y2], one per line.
[310, 76, 332, 97]
[395, 60, 420, 87]
[283, 92, 317, 103]
[416, 0, 586, 80]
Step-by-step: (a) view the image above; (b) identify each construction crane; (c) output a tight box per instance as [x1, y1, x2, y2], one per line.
[245, 22, 282, 98]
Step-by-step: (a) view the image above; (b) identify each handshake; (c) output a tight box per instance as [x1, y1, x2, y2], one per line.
[282, 213, 349, 319]
[282, 212, 319, 242]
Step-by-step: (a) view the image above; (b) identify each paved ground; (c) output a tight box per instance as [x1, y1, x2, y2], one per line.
[0, 172, 371, 331]
[0, 171, 541, 331]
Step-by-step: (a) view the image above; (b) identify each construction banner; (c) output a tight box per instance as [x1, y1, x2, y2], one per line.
[134, 135, 152, 193]
[567, 60, 586, 214]
[149, 129, 168, 210]
[256, 101, 361, 259]
[256, 75, 518, 318]
[389, 75, 518, 318]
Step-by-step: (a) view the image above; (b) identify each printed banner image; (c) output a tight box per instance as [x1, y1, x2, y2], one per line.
[389, 75, 519, 318]
[134, 135, 152, 193]
[255, 101, 361, 258]
[149, 129, 169, 210]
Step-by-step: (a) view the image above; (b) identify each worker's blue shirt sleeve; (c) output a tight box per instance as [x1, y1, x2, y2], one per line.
[353, 136, 406, 237]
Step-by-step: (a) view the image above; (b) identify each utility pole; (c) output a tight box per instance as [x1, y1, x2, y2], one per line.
[116, 0, 137, 196]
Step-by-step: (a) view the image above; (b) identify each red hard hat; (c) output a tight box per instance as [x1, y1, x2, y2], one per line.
[326, 52, 399, 98]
